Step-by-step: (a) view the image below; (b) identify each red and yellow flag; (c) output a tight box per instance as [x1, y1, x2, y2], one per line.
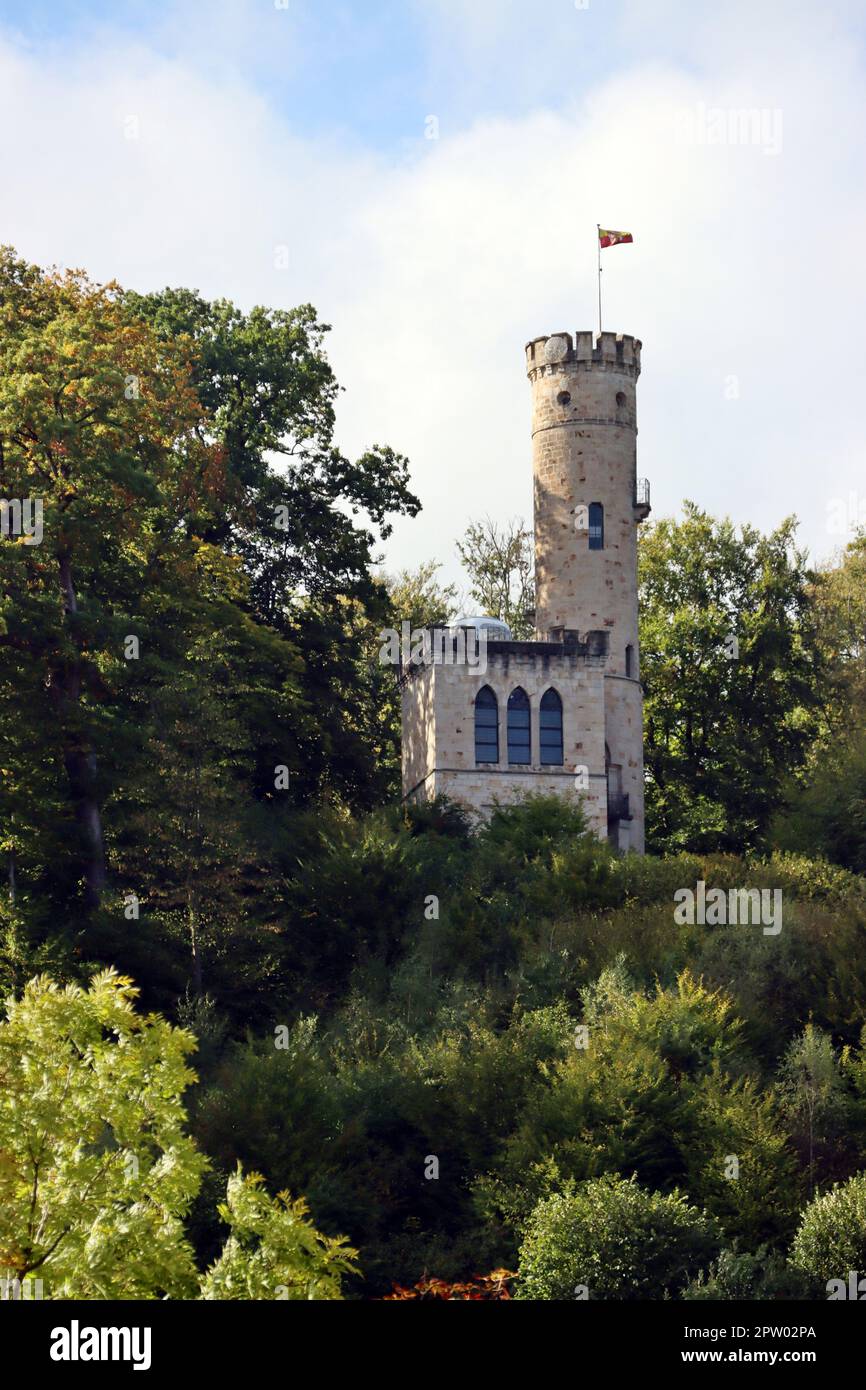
[599, 229, 634, 249]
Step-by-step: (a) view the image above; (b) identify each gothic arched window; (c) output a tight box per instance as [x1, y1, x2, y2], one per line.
[588, 502, 604, 550]
[540, 688, 564, 766]
[475, 686, 499, 764]
[507, 687, 531, 765]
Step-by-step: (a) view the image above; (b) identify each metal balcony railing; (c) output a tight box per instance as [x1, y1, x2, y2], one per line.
[607, 792, 631, 822]
[634, 477, 651, 518]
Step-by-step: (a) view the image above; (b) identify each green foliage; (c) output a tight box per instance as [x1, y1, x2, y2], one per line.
[0, 969, 358, 1301]
[194, 996, 574, 1292]
[456, 516, 535, 638]
[0, 969, 206, 1298]
[200, 1166, 358, 1300]
[5, 244, 866, 1303]
[0, 247, 420, 1010]
[810, 530, 866, 728]
[5, 806, 866, 1300]
[683, 1245, 811, 1301]
[0, 901, 78, 998]
[124, 282, 420, 811]
[770, 532, 866, 870]
[790, 1172, 866, 1287]
[382, 561, 458, 630]
[639, 503, 824, 855]
[683, 1065, 801, 1244]
[773, 732, 866, 874]
[479, 966, 798, 1245]
[516, 1176, 720, 1300]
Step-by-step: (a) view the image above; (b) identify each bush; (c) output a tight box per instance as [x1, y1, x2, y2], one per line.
[762, 852, 866, 905]
[683, 1246, 812, 1301]
[609, 852, 703, 906]
[516, 1175, 720, 1300]
[790, 1172, 866, 1288]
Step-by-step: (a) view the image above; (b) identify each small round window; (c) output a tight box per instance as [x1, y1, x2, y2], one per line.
[557, 391, 571, 406]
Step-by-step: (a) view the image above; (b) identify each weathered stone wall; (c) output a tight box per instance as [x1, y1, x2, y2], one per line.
[526, 329, 647, 852]
[526, 329, 641, 677]
[399, 328, 649, 853]
[401, 662, 436, 800]
[401, 646, 608, 838]
[604, 673, 645, 851]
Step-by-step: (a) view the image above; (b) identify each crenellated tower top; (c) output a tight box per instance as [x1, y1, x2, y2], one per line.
[525, 331, 642, 383]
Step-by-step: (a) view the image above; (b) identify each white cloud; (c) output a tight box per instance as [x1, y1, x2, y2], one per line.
[0, 3, 864, 587]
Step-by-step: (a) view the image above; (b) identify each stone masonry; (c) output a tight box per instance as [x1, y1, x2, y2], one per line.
[400, 329, 650, 853]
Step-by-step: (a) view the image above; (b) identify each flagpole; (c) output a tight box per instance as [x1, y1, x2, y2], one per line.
[596, 224, 602, 338]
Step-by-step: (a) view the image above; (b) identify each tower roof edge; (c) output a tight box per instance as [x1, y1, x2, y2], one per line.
[525, 331, 642, 377]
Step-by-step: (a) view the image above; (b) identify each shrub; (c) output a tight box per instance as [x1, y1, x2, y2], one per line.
[516, 1175, 720, 1300]
[683, 1246, 812, 1301]
[790, 1172, 866, 1287]
[610, 851, 703, 906]
[763, 852, 866, 905]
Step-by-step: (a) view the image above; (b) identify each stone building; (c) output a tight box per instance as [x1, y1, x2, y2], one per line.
[400, 329, 650, 852]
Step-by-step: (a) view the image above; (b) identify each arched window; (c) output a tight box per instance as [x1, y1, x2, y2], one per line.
[540, 689, 563, 766]
[588, 502, 604, 550]
[475, 686, 499, 763]
[625, 644, 635, 678]
[507, 687, 531, 765]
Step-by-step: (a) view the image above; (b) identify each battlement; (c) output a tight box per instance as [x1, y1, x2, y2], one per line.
[398, 629, 608, 687]
[400, 319, 647, 851]
[526, 331, 642, 381]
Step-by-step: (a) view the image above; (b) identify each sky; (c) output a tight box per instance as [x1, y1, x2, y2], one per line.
[1, 0, 864, 586]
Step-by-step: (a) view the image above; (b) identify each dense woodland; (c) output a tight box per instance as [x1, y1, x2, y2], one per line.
[2, 247, 866, 1300]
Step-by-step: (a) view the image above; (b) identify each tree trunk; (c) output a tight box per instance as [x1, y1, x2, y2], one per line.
[63, 745, 107, 908]
[55, 552, 107, 910]
[187, 897, 203, 996]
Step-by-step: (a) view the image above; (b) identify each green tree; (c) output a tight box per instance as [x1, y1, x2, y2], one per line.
[0, 969, 206, 1298]
[777, 1024, 847, 1195]
[772, 533, 866, 870]
[517, 1175, 719, 1300]
[0, 969, 357, 1301]
[639, 503, 824, 854]
[200, 1166, 358, 1301]
[481, 966, 797, 1244]
[382, 560, 459, 630]
[811, 531, 866, 726]
[0, 248, 219, 911]
[456, 516, 535, 638]
[124, 285, 420, 810]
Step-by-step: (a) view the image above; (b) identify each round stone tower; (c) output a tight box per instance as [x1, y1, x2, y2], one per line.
[525, 329, 649, 851]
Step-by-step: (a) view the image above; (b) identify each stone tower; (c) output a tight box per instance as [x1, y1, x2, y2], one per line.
[525, 330, 649, 851]
[400, 327, 649, 855]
